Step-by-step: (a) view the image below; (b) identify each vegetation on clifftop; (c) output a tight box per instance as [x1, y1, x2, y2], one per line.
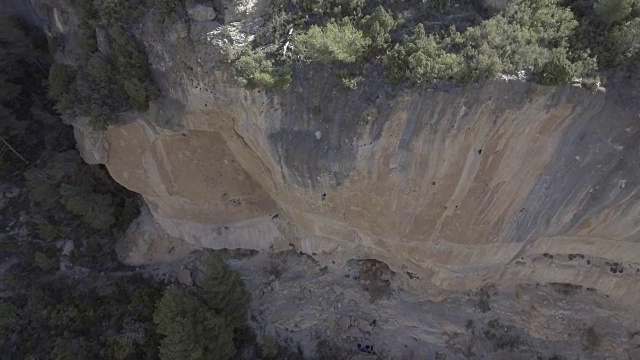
[235, 0, 640, 89]
[47, 0, 640, 118]
[48, 0, 158, 129]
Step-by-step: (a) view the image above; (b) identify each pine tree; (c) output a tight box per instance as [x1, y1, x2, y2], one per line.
[154, 288, 236, 360]
[200, 252, 251, 329]
[594, 0, 633, 25]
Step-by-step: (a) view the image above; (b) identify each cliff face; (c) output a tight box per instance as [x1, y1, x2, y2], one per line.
[54, 3, 640, 308]
[22, 0, 640, 356]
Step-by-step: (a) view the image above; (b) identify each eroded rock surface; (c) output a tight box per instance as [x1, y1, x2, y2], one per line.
[28, 0, 640, 357]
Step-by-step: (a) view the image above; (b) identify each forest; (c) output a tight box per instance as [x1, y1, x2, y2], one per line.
[0, 17, 256, 360]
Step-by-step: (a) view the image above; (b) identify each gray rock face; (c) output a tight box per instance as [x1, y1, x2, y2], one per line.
[177, 268, 193, 286]
[173, 20, 189, 38]
[25, 0, 640, 357]
[95, 27, 111, 55]
[187, 3, 217, 22]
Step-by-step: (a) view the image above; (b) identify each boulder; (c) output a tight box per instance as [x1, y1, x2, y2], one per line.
[333, 284, 344, 295]
[95, 27, 111, 55]
[187, 3, 217, 22]
[337, 316, 351, 332]
[177, 268, 193, 286]
[174, 19, 189, 38]
[356, 319, 372, 333]
[62, 240, 74, 256]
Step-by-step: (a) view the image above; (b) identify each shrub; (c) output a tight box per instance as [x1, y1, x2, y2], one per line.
[111, 27, 157, 111]
[200, 252, 251, 329]
[363, 6, 397, 49]
[261, 335, 279, 359]
[386, 25, 462, 83]
[294, 20, 371, 63]
[34, 251, 57, 271]
[609, 18, 640, 65]
[460, 0, 579, 78]
[0, 302, 17, 339]
[48, 63, 75, 100]
[541, 50, 576, 85]
[233, 51, 291, 89]
[65, 193, 116, 230]
[154, 288, 236, 360]
[94, 0, 146, 25]
[299, 0, 364, 17]
[594, 0, 634, 25]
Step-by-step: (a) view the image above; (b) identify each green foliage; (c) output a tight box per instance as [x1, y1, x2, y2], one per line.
[31, 216, 60, 242]
[295, 20, 370, 63]
[3, 276, 163, 359]
[23, 149, 138, 246]
[53, 28, 157, 128]
[114, 29, 158, 109]
[48, 63, 75, 100]
[608, 18, 640, 65]
[65, 193, 116, 230]
[34, 251, 57, 271]
[200, 252, 251, 329]
[0, 302, 17, 339]
[0, 18, 33, 75]
[384, 0, 597, 84]
[154, 288, 236, 360]
[53, 1, 158, 129]
[94, 0, 147, 25]
[233, 51, 292, 89]
[152, 252, 251, 360]
[363, 6, 397, 49]
[335, 68, 362, 90]
[0, 20, 158, 360]
[594, 0, 634, 25]
[541, 49, 595, 85]
[386, 25, 461, 83]
[261, 335, 279, 359]
[299, 0, 364, 17]
[460, 0, 587, 79]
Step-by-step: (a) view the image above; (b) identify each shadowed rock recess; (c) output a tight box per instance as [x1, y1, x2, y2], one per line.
[21, 0, 640, 357]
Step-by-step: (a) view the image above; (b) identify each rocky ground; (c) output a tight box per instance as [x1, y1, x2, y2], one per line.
[147, 245, 638, 360]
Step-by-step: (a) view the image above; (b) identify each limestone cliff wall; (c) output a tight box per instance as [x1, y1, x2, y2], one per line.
[35, 0, 640, 306]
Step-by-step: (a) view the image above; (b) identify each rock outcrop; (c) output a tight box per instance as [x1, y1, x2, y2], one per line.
[43, 0, 640, 306]
[25, 0, 640, 356]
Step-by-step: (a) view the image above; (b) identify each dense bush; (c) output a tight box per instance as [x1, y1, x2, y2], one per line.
[251, 0, 640, 88]
[52, 0, 158, 129]
[593, 0, 634, 25]
[153, 252, 251, 360]
[299, 0, 364, 17]
[294, 20, 370, 63]
[455, 0, 595, 81]
[233, 51, 292, 89]
[200, 252, 251, 329]
[51, 26, 157, 128]
[386, 24, 461, 83]
[362, 6, 397, 49]
[609, 18, 640, 65]
[154, 288, 236, 360]
[47, 63, 75, 99]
